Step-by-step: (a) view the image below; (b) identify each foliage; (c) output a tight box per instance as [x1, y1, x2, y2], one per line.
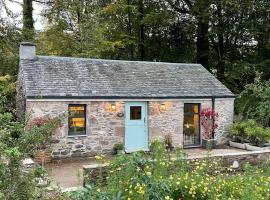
[231, 119, 270, 146]
[200, 108, 218, 140]
[113, 143, 124, 152]
[70, 139, 270, 200]
[236, 75, 270, 126]
[0, 75, 16, 114]
[0, 112, 62, 199]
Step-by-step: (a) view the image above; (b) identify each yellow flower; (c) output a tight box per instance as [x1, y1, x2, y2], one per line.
[146, 171, 152, 176]
[95, 155, 103, 160]
[165, 196, 170, 200]
[97, 188, 101, 192]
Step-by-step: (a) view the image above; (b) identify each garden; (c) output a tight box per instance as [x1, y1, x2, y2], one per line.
[69, 140, 270, 200]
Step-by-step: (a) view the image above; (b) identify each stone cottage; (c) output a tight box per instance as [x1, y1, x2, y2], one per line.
[17, 42, 235, 159]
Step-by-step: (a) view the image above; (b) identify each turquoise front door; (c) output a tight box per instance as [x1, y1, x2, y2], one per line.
[125, 102, 148, 152]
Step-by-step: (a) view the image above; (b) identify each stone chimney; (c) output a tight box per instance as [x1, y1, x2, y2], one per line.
[19, 42, 36, 60]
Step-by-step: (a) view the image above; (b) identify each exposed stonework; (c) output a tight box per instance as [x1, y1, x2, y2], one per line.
[26, 98, 234, 159]
[214, 98, 234, 144]
[148, 101, 183, 147]
[26, 101, 125, 159]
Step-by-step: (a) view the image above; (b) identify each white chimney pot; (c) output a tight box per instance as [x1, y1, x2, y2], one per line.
[19, 42, 36, 60]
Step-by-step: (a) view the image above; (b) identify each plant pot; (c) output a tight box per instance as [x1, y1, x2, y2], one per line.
[229, 141, 246, 150]
[35, 150, 52, 165]
[117, 150, 125, 155]
[246, 143, 268, 151]
[202, 139, 217, 149]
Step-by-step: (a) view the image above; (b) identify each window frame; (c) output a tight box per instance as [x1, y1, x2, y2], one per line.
[68, 104, 87, 136]
[183, 103, 201, 147]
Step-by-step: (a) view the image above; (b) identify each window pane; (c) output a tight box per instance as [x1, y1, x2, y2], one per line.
[184, 104, 199, 113]
[68, 105, 86, 135]
[130, 106, 141, 120]
[193, 104, 199, 113]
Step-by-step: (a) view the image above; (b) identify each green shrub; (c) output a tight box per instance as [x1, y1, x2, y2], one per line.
[69, 140, 270, 200]
[231, 119, 270, 146]
[236, 77, 270, 126]
[113, 143, 124, 151]
[0, 112, 63, 199]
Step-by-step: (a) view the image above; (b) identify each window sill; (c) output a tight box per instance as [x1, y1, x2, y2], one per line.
[67, 135, 87, 139]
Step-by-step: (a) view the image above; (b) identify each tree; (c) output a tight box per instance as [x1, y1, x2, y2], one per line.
[166, 0, 210, 69]
[22, 0, 35, 41]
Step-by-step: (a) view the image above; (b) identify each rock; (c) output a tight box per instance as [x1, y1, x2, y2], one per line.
[52, 151, 60, 155]
[232, 160, 239, 169]
[100, 141, 109, 145]
[51, 139, 60, 144]
[61, 150, 70, 155]
[75, 144, 84, 148]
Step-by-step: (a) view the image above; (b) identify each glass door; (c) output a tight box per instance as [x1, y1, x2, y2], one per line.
[183, 103, 201, 147]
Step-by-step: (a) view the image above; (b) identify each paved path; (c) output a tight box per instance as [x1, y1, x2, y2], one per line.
[45, 147, 246, 189]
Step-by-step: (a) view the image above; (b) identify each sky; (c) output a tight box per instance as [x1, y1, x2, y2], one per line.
[1, 0, 45, 30]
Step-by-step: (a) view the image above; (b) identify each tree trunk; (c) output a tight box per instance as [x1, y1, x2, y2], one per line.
[23, 0, 34, 41]
[138, 0, 145, 61]
[127, 0, 134, 59]
[195, 0, 210, 70]
[216, 1, 225, 82]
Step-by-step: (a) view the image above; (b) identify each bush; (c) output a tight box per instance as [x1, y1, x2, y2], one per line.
[231, 119, 270, 146]
[69, 140, 270, 200]
[236, 76, 270, 126]
[113, 143, 124, 151]
[0, 112, 62, 199]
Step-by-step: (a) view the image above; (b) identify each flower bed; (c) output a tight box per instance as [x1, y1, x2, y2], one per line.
[69, 140, 270, 200]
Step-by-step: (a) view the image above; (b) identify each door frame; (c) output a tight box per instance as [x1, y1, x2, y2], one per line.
[183, 103, 202, 148]
[124, 101, 149, 152]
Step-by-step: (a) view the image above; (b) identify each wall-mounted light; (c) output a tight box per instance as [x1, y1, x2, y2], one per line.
[110, 103, 116, 112]
[159, 103, 166, 112]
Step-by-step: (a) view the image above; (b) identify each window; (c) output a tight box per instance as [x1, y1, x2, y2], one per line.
[183, 104, 200, 146]
[130, 106, 142, 120]
[68, 105, 86, 136]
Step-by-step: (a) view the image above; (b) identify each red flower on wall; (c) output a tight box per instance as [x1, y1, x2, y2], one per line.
[200, 108, 218, 140]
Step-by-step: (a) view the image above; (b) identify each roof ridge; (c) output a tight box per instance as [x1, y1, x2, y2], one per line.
[37, 55, 201, 66]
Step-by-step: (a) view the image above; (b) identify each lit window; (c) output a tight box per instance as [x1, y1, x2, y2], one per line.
[68, 105, 86, 136]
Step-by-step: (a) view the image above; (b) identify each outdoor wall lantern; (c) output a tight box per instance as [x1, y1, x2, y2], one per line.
[110, 103, 116, 112]
[159, 103, 166, 112]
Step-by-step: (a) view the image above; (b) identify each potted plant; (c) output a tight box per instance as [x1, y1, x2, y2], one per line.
[113, 143, 124, 155]
[164, 133, 173, 151]
[200, 108, 218, 149]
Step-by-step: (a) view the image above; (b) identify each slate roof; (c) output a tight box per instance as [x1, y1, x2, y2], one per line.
[20, 56, 235, 99]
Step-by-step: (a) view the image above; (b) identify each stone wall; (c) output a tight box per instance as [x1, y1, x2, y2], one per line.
[26, 98, 234, 159]
[148, 101, 183, 147]
[26, 101, 125, 159]
[214, 98, 235, 144]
